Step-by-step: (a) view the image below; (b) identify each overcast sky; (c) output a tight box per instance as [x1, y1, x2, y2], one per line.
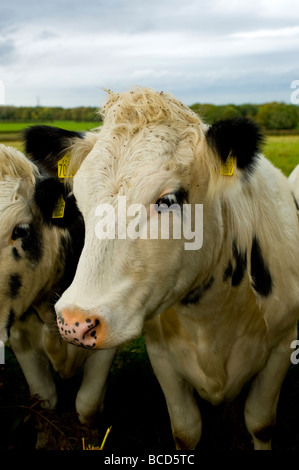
[0, 0, 299, 108]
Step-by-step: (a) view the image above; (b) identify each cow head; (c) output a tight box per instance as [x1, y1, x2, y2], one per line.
[0, 145, 46, 341]
[24, 88, 263, 350]
[0, 143, 82, 342]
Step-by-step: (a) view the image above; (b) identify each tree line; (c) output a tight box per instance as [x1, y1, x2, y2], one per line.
[0, 106, 98, 123]
[190, 102, 299, 130]
[0, 101, 298, 130]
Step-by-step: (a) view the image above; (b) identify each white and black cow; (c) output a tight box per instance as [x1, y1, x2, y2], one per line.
[0, 144, 115, 437]
[24, 88, 299, 450]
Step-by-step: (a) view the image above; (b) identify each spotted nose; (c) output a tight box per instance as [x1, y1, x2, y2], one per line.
[57, 307, 104, 349]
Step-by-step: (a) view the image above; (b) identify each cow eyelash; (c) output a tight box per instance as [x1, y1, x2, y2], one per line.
[155, 189, 189, 212]
[11, 223, 31, 241]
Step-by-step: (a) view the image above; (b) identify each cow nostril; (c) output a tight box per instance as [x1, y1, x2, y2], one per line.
[82, 319, 100, 340]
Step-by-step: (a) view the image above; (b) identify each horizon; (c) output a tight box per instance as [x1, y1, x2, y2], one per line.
[0, 97, 298, 110]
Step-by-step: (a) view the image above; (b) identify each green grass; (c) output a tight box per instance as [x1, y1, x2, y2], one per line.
[262, 135, 299, 176]
[0, 141, 23, 151]
[0, 121, 102, 152]
[0, 120, 101, 133]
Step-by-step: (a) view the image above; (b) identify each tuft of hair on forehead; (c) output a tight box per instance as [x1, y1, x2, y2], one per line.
[100, 87, 202, 131]
[0, 144, 40, 183]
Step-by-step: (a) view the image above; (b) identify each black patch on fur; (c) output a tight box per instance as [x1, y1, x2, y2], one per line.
[23, 125, 84, 177]
[223, 260, 233, 283]
[231, 242, 247, 287]
[34, 176, 82, 228]
[175, 188, 189, 205]
[45, 215, 85, 305]
[12, 223, 31, 241]
[181, 276, 214, 306]
[56, 219, 85, 293]
[206, 118, 264, 173]
[12, 247, 21, 261]
[18, 306, 37, 323]
[62, 216, 85, 290]
[292, 193, 299, 211]
[8, 273, 22, 299]
[33, 187, 85, 308]
[21, 223, 43, 264]
[251, 237, 272, 297]
[6, 309, 15, 338]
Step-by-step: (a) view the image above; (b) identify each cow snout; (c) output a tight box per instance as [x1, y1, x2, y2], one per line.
[57, 307, 104, 349]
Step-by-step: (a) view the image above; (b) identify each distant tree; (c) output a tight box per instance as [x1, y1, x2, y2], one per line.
[190, 101, 299, 130]
[0, 105, 100, 122]
[256, 102, 298, 130]
[217, 105, 242, 120]
[0, 106, 16, 119]
[0, 101, 298, 130]
[237, 103, 259, 119]
[190, 103, 243, 123]
[190, 103, 226, 123]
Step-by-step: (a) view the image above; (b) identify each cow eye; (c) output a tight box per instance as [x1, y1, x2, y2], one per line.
[11, 223, 31, 241]
[155, 189, 188, 213]
[155, 193, 178, 212]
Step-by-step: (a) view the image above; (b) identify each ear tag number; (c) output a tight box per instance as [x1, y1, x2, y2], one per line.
[58, 154, 76, 178]
[220, 153, 235, 176]
[52, 194, 66, 218]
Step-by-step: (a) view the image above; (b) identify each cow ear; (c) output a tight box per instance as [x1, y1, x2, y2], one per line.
[205, 118, 264, 176]
[34, 177, 82, 228]
[24, 125, 84, 177]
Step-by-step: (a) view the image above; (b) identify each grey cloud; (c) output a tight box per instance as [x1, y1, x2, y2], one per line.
[4, 0, 299, 36]
[0, 39, 16, 65]
[37, 30, 60, 41]
[1, 0, 299, 106]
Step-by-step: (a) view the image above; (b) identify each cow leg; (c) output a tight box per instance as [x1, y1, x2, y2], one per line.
[75, 348, 116, 424]
[10, 314, 57, 409]
[42, 323, 71, 377]
[244, 327, 296, 450]
[163, 376, 202, 450]
[145, 334, 202, 450]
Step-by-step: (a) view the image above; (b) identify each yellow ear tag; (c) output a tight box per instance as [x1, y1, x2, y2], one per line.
[220, 153, 235, 176]
[52, 194, 66, 219]
[58, 154, 76, 179]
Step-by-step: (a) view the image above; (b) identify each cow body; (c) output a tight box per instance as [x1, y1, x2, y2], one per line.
[24, 88, 299, 450]
[0, 144, 115, 439]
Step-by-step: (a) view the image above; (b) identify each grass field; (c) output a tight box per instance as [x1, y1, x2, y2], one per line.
[0, 123, 299, 451]
[0, 121, 101, 151]
[263, 135, 299, 176]
[0, 120, 101, 133]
